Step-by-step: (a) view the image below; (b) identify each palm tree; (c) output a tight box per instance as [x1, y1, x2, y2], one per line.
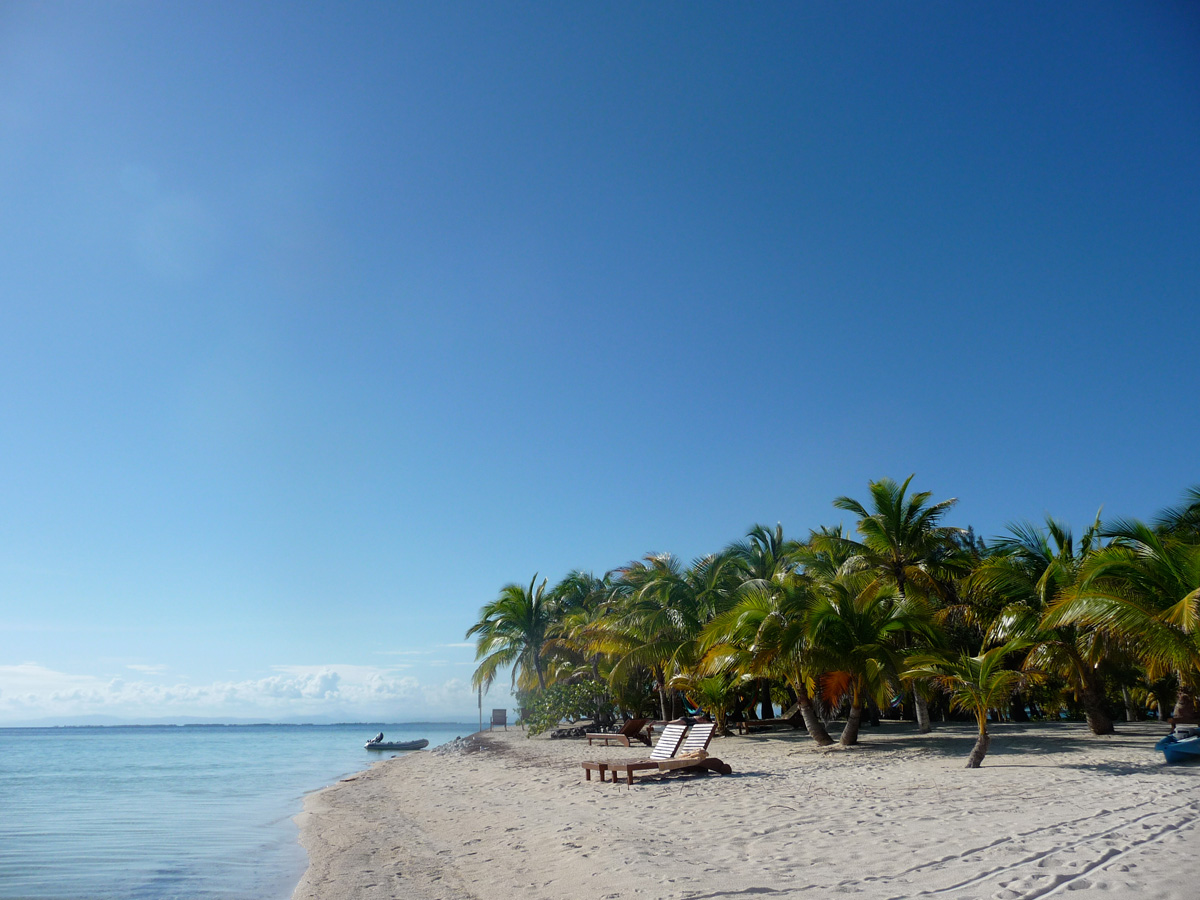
[973, 517, 1115, 734]
[728, 523, 802, 719]
[604, 552, 741, 721]
[466, 574, 555, 693]
[729, 523, 800, 591]
[671, 672, 740, 736]
[543, 570, 611, 682]
[1154, 485, 1200, 539]
[906, 643, 1027, 767]
[808, 571, 932, 746]
[831, 476, 966, 732]
[701, 575, 835, 745]
[1045, 517, 1200, 720]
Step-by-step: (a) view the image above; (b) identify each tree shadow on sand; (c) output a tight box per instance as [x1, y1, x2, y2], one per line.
[734, 720, 1180, 768]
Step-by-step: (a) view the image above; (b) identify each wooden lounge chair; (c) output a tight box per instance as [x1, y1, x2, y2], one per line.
[585, 718, 653, 747]
[594, 723, 732, 785]
[652, 722, 733, 779]
[581, 723, 686, 783]
[735, 701, 804, 734]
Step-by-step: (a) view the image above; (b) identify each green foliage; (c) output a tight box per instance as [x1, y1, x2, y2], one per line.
[610, 676, 658, 718]
[688, 674, 741, 734]
[520, 679, 616, 737]
[906, 642, 1029, 731]
[463, 479, 1199, 750]
[466, 575, 553, 692]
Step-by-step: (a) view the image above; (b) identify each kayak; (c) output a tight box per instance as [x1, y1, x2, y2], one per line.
[1155, 728, 1200, 764]
[365, 738, 429, 751]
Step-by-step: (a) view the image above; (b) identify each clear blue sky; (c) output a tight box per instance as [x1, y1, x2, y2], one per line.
[2, 2, 1197, 724]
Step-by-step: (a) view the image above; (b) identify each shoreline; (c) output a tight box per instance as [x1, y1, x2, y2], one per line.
[293, 721, 1199, 900]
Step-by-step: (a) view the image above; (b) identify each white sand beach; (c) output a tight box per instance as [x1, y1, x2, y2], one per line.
[293, 721, 1198, 900]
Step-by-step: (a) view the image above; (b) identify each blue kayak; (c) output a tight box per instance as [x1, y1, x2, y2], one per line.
[1155, 730, 1200, 764]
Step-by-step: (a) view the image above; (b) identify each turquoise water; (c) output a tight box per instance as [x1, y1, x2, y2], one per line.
[0, 722, 475, 900]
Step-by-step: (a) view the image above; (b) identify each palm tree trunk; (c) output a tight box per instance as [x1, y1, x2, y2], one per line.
[670, 691, 684, 719]
[655, 667, 668, 721]
[840, 703, 863, 746]
[1122, 686, 1140, 722]
[1080, 671, 1114, 735]
[1009, 693, 1030, 722]
[896, 577, 933, 734]
[715, 707, 729, 736]
[914, 693, 933, 733]
[1172, 688, 1197, 721]
[966, 727, 990, 768]
[759, 679, 774, 720]
[792, 680, 834, 746]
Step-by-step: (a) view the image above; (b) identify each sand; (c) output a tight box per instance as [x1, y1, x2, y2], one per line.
[293, 721, 1198, 900]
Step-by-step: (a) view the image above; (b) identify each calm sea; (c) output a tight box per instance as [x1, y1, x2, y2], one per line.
[0, 722, 476, 900]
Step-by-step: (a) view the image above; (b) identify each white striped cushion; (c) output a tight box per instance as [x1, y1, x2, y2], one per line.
[682, 723, 714, 753]
[649, 724, 687, 760]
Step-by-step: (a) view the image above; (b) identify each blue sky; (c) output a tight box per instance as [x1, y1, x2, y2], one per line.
[2, 2, 1197, 724]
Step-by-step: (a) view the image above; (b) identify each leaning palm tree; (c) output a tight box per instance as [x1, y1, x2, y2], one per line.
[906, 642, 1027, 768]
[831, 476, 966, 732]
[467, 574, 555, 692]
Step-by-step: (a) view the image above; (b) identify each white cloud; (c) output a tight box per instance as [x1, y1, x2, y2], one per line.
[0, 662, 481, 723]
[126, 664, 168, 675]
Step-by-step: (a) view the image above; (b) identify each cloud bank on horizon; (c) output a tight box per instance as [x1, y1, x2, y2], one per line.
[0, 662, 484, 725]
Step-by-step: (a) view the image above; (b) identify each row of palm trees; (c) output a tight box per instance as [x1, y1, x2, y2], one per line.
[466, 478, 1200, 766]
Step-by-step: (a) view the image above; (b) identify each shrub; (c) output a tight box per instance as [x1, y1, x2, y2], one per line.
[521, 679, 616, 737]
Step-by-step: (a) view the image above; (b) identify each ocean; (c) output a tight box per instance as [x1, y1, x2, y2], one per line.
[0, 722, 476, 900]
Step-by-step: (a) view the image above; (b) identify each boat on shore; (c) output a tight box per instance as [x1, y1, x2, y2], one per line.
[364, 738, 429, 751]
[1155, 727, 1200, 764]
